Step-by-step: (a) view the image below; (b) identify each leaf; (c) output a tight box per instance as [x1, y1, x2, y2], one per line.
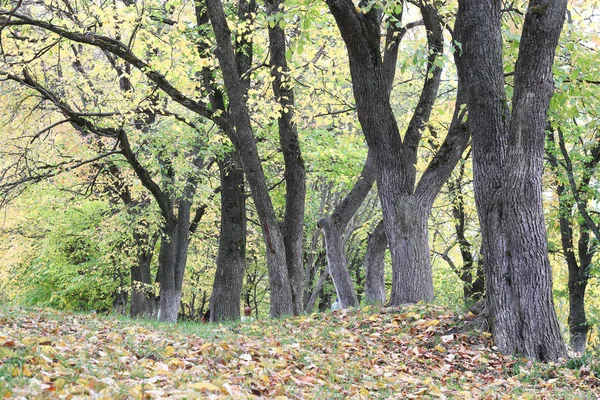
[189, 381, 221, 391]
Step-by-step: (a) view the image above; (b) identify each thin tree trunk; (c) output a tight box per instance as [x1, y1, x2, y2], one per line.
[305, 264, 330, 313]
[211, 154, 247, 322]
[130, 238, 159, 318]
[548, 131, 593, 353]
[318, 152, 377, 308]
[319, 218, 359, 308]
[364, 220, 387, 304]
[266, 0, 306, 315]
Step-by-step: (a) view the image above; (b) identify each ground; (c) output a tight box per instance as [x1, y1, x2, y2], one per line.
[0, 304, 598, 399]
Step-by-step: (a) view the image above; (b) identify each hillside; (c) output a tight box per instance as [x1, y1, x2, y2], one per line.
[0, 304, 597, 399]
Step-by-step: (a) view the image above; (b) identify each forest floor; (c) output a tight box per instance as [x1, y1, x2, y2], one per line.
[0, 304, 598, 399]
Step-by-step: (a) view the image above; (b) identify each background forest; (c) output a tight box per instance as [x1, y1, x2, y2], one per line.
[0, 0, 598, 359]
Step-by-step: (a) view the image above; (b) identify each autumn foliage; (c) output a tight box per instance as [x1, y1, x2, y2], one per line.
[0, 304, 598, 398]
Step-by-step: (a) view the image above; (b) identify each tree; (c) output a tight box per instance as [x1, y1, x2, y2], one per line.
[547, 128, 598, 353]
[0, 0, 307, 318]
[325, 0, 470, 305]
[457, 0, 568, 360]
[210, 153, 246, 322]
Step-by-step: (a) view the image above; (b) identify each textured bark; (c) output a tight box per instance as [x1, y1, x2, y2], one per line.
[304, 266, 329, 313]
[206, 0, 293, 316]
[364, 220, 387, 304]
[319, 218, 359, 308]
[210, 155, 247, 322]
[266, 0, 306, 315]
[326, 1, 469, 305]
[458, 0, 568, 360]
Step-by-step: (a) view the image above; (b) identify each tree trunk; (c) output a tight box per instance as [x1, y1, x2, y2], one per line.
[458, 0, 568, 361]
[386, 198, 433, 303]
[266, 0, 306, 315]
[364, 220, 387, 304]
[319, 218, 359, 308]
[130, 241, 159, 318]
[157, 199, 193, 322]
[318, 152, 376, 308]
[569, 281, 589, 353]
[129, 228, 159, 318]
[325, 1, 468, 305]
[549, 128, 600, 353]
[211, 155, 247, 322]
[206, 0, 294, 317]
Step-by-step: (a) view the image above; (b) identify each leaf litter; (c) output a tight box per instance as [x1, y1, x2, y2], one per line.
[0, 304, 598, 399]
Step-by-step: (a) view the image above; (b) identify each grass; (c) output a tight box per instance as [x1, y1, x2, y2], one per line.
[0, 303, 598, 398]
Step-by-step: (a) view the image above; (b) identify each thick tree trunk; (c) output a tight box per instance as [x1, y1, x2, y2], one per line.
[386, 198, 433, 303]
[206, 0, 294, 317]
[458, 0, 568, 361]
[211, 155, 246, 322]
[364, 220, 387, 304]
[266, 0, 306, 315]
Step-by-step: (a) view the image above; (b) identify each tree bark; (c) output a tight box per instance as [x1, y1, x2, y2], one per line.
[326, 1, 469, 305]
[130, 232, 159, 318]
[318, 152, 376, 308]
[210, 154, 247, 322]
[458, 0, 568, 361]
[266, 0, 306, 315]
[206, 0, 294, 317]
[157, 197, 193, 322]
[364, 219, 387, 304]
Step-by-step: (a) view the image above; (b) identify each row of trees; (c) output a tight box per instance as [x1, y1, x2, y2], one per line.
[0, 0, 598, 361]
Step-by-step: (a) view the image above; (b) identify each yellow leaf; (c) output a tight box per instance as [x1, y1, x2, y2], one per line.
[425, 319, 440, 327]
[38, 337, 52, 345]
[21, 364, 32, 377]
[434, 345, 446, 353]
[190, 381, 221, 391]
[164, 345, 175, 357]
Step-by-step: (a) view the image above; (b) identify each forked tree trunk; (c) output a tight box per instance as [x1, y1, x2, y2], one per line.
[211, 155, 247, 322]
[326, 2, 471, 305]
[318, 153, 376, 308]
[319, 218, 359, 308]
[206, 0, 294, 317]
[457, 0, 568, 361]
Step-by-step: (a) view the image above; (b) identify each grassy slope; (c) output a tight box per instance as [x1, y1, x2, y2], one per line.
[0, 304, 598, 399]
